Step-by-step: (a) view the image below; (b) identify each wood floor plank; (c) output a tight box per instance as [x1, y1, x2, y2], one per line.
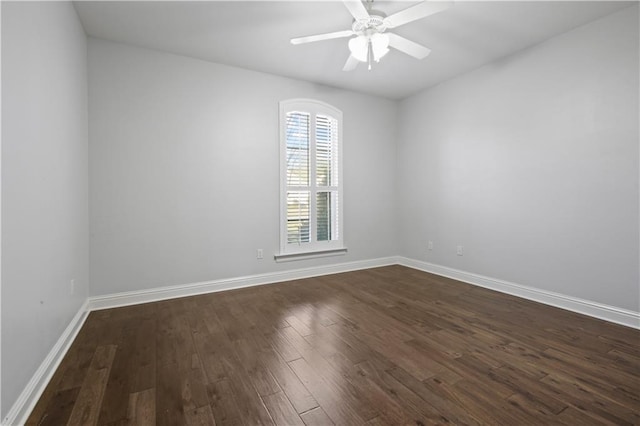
[128, 388, 155, 426]
[299, 407, 334, 426]
[507, 393, 566, 423]
[355, 360, 446, 424]
[285, 315, 314, 337]
[326, 353, 416, 426]
[262, 391, 305, 426]
[304, 326, 366, 366]
[191, 324, 228, 384]
[24, 266, 640, 426]
[181, 367, 211, 414]
[356, 329, 438, 381]
[385, 365, 482, 425]
[540, 372, 640, 425]
[488, 365, 568, 414]
[26, 387, 80, 426]
[130, 317, 157, 393]
[259, 345, 319, 414]
[57, 330, 100, 391]
[183, 405, 216, 426]
[420, 377, 508, 424]
[265, 328, 302, 362]
[219, 354, 276, 425]
[233, 337, 282, 397]
[156, 362, 185, 426]
[599, 334, 640, 358]
[280, 326, 378, 421]
[98, 326, 138, 424]
[544, 345, 640, 389]
[452, 377, 540, 424]
[67, 345, 117, 426]
[206, 378, 244, 426]
[556, 405, 619, 426]
[288, 357, 367, 425]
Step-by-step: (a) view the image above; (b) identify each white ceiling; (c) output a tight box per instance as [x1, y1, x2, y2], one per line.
[74, 1, 634, 100]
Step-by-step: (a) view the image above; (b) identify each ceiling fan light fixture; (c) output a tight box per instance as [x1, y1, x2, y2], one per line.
[371, 32, 390, 61]
[348, 32, 390, 64]
[348, 36, 368, 62]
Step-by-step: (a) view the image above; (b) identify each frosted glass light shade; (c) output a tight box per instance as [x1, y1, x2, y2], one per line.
[371, 33, 390, 62]
[348, 33, 390, 64]
[348, 36, 368, 62]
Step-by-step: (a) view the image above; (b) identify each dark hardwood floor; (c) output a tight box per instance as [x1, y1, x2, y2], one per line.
[27, 266, 639, 425]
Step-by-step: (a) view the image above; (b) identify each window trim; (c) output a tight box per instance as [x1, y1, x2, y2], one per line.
[274, 247, 348, 263]
[277, 99, 345, 258]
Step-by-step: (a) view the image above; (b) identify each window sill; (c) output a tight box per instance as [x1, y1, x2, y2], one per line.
[274, 248, 348, 263]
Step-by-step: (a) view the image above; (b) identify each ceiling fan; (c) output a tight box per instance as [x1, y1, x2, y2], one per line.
[291, 0, 452, 71]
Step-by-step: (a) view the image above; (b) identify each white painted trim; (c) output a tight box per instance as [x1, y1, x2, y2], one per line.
[274, 247, 347, 262]
[88, 256, 399, 311]
[398, 257, 640, 330]
[2, 300, 90, 426]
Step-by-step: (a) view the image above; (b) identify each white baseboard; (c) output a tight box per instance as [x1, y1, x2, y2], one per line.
[3, 300, 90, 426]
[88, 256, 400, 311]
[398, 257, 640, 330]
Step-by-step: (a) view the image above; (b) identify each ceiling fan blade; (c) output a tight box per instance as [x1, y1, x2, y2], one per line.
[383, 1, 453, 29]
[291, 30, 354, 45]
[343, 55, 359, 71]
[343, 0, 370, 21]
[388, 33, 431, 59]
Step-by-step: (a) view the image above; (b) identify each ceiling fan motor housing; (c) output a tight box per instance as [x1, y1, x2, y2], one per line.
[352, 12, 387, 34]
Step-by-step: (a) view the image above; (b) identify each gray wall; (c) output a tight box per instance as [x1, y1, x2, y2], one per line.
[1, 1, 89, 418]
[396, 6, 639, 311]
[88, 38, 398, 296]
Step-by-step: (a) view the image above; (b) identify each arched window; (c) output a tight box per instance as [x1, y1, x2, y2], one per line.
[277, 99, 345, 260]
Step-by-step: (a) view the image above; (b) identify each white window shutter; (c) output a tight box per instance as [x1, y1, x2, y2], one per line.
[279, 100, 344, 256]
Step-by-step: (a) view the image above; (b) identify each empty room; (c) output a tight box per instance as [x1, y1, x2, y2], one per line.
[1, 0, 639, 424]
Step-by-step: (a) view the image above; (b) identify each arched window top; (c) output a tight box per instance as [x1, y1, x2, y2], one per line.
[280, 99, 343, 119]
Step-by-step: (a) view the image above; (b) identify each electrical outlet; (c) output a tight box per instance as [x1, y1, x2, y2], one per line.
[456, 245, 463, 256]
[257, 249, 264, 259]
[428, 241, 433, 250]
[70, 279, 75, 295]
